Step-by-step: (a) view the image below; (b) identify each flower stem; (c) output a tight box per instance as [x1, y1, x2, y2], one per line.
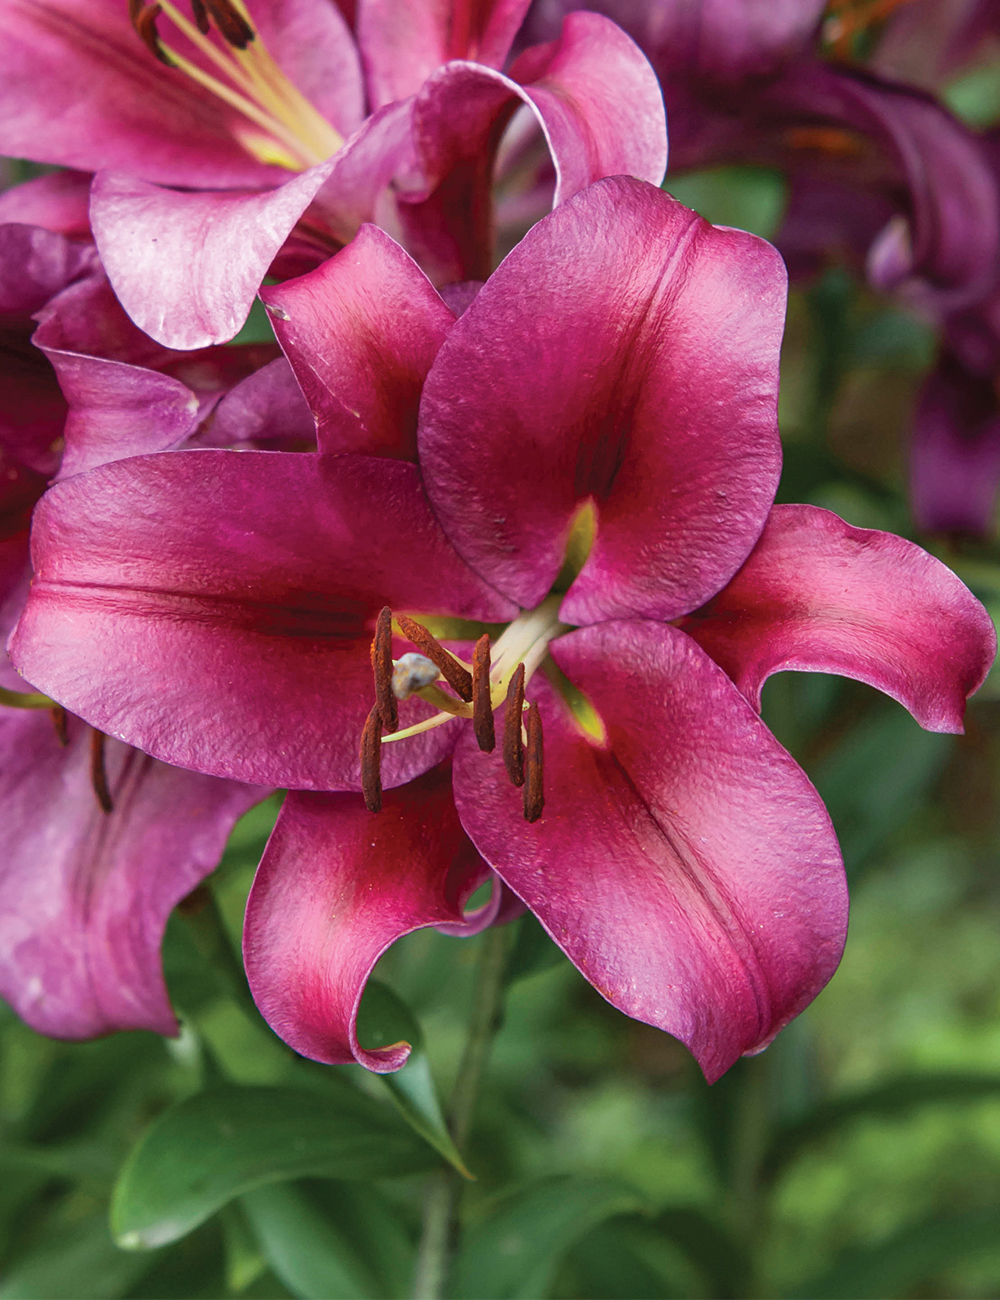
[411, 924, 510, 1300]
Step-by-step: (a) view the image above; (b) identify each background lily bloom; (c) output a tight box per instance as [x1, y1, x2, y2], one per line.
[0, 221, 274, 1042]
[526, 0, 1000, 313]
[9, 177, 994, 1081]
[0, 0, 666, 348]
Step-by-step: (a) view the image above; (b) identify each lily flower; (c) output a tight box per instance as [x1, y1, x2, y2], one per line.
[0, 0, 666, 348]
[525, 0, 999, 312]
[905, 129, 1000, 536]
[0, 223, 275, 1040]
[9, 178, 994, 1079]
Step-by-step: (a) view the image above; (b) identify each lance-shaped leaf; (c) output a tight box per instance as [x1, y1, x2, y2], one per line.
[111, 1083, 440, 1249]
[448, 1176, 645, 1299]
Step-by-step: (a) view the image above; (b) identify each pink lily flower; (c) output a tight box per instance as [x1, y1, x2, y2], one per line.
[0, 0, 666, 348]
[9, 178, 994, 1080]
[0, 222, 275, 1041]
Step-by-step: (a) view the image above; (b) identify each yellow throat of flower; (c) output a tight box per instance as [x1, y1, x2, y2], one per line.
[130, 0, 343, 170]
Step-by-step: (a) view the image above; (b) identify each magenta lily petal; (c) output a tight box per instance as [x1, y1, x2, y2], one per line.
[0, 708, 263, 1039]
[247, 0, 364, 140]
[0, 224, 98, 477]
[419, 176, 785, 620]
[0, 223, 97, 319]
[263, 224, 453, 459]
[505, 11, 668, 200]
[10, 450, 516, 788]
[359, 0, 532, 108]
[0, 0, 280, 187]
[89, 163, 340, 350]
[680, 505, 997, 732]
[0, 0, 360, 187]
[528, 0, 825, 82]
[196, 357, 316, 450]
[244, 768, 489, 1068]
[91, 99, 416, 349]
[40, 351, 199, 481]
[308, 98, 418, 244]
[0, 171, 92, 237]
[30, 277, 199, 478]
[400, 11, 666, 282]
[453, 621, 847, 1084]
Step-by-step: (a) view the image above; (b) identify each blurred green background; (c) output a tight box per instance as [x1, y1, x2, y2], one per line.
[5, 152, 1000, 1299]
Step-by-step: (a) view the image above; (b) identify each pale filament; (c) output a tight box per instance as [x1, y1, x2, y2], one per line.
[154, 0, 343, 169]
[382, 596, 568, 745]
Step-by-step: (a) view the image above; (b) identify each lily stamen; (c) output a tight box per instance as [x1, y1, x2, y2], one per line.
[89, 729, 114, 815]
[50, 705, 70, 748]
[360, 704, 383, 813]
[471, 634, 495, 753]
[129, 0, 342, 170]
[523, 702, 544, 823]
[371, 606, 398, 733]
[363, 606, 560, 821]
[502, 663, 526, 787]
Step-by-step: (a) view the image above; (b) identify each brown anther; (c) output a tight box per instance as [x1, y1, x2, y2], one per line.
[132, 3, 173, 65]
[191, 0, 210, 33]
[204, 0, 255, 47]
[49, 705, 69, 748]
[371, 606, 398, 733]
[502, 663, 525, 787]
[522, 702, 543, 823]
[396, 614, 473, 702]
[360, 704, 383, 813]
[89, 729, 114, 815]
[471, 634, 495, 753]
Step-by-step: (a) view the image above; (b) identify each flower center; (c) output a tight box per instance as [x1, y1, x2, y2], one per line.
[129, 0, 343, 169]
[360, 597, 567, 823]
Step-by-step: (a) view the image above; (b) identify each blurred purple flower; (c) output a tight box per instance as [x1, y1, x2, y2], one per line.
[10, 178, 994, 1079]
[526, 0, 1000, 312]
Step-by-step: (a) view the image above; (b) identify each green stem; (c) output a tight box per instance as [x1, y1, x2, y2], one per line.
[411, 924, 510, 1300]
[728, 1053, 772, 1299]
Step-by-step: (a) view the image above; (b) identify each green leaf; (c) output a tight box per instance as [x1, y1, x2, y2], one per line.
[654, 1207, 752, 1298]
[240, 1183, 376, 1300]
[110, 1083, 440, 1249]
[764, 1073, 1000, 1180]
[791, 1209, 1000, 1299]
[301, 1180, 416, 1300]
[559, 1218, 696, 1299]
[220, 1202, 268, 1294]
[810, 706, 953, 875]
[358, 980, 470, 1177]
[448, 1177, 645, 1299]
[0, 1216, 157, 1300]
